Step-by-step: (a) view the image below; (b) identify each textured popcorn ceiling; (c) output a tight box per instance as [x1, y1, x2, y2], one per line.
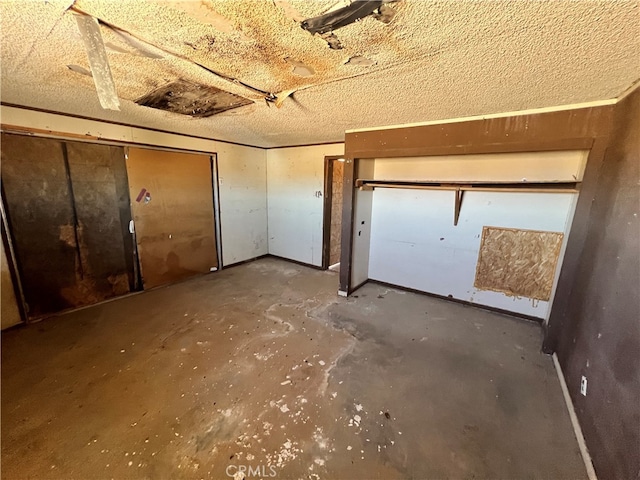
[1, 0, 638, 147]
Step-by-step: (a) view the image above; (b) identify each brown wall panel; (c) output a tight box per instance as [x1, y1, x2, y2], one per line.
[111, 146, 138, 290]
[127, 147, 217, 289]
[546, 90, 640, 480]
[345, 106, 612, 159]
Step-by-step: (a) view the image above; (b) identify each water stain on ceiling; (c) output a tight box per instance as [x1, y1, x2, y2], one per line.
[0, 0, 638, 147]
[71, 0, 409, 101]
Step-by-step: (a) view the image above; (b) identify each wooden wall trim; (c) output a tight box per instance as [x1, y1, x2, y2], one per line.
[346, 138, 595, 159]
[0, 124, 218, 157]
[267, 141, 345, 150]
[345, 106, 614, 159]
[1, 103, 345, 150]
[338, 159, 355, 293]
[0, 102, 265, 150]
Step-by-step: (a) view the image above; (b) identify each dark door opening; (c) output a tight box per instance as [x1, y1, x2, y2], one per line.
[322, 156, 345, 271]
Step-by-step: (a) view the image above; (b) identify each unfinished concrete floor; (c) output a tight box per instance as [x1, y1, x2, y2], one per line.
[1, 258, 586, 479]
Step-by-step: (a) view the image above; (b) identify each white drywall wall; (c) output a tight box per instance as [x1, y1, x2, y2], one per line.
[266, 144, 344, 266]
[0, 105, 268, 268]
[368, 189, 577, 318]
[363, 151, 587, 318]
[373, 151, 588, 182]
[217, 144, 268, 266]
[351, 160, 375, 288]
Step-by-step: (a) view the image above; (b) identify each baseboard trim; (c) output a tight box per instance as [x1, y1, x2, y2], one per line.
[552, 353, 598, 480]
[266, 254, 324, 270]
[350, 279, 370, 295]
[368, 279, 543, 324]
[222, 254, 269, 269]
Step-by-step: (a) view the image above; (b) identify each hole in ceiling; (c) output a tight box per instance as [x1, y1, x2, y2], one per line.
[67, 64, 93, 77]
[135, 79, 253, 118]
[285, 58, 315, 77]
[346, 56, 376, 67]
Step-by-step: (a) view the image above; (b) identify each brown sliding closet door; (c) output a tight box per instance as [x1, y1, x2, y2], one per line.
[0, 134, 134, 319]
[126, 147, 218, 289]
[65, 141, 136, 296]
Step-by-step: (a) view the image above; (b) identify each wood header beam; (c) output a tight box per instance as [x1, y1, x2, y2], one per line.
[345, 106, 613, 159]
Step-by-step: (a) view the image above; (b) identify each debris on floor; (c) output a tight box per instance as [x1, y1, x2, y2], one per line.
[1, 258, 588, 479]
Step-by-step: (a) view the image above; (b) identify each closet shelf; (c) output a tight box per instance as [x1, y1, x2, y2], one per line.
[355, 180, 581, 226]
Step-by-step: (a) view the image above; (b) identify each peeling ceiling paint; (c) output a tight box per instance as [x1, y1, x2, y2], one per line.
[1, 0, 638, 147]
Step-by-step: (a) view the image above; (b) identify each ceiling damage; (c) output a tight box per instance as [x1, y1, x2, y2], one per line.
[74, 12, 121, 110]
[66, 0, 404, 116]
[135, 79, 253, 117]
[300, 0, 397, 50]
[1, 0, 638, 147]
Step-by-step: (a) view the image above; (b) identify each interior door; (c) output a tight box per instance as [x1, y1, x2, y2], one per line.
[65, 141, 136, 296]
[126, 147, 218, 289]
[0, 134, 133, 319]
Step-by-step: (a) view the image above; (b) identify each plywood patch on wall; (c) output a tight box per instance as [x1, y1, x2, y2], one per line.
[474, 226, 563, 301]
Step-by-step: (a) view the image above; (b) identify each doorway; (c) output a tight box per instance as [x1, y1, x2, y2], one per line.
[322, 156, 345, 271]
